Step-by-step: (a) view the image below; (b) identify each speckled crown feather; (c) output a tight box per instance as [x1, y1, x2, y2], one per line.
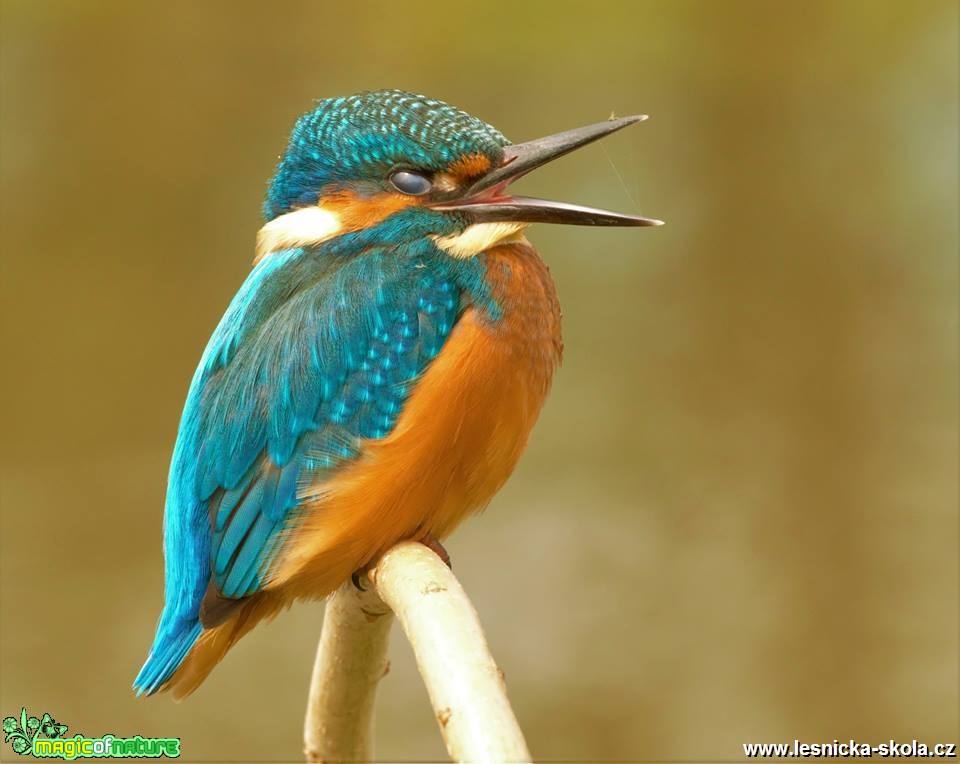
[263, 90, 509, 220]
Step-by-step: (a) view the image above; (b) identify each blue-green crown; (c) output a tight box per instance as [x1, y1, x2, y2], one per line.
[263, 90, 508, 220]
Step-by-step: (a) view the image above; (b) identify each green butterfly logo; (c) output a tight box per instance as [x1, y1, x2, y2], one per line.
[3, 708, 67, 756]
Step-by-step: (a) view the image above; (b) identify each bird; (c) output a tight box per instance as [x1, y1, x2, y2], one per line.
[134, 89, 661, 699]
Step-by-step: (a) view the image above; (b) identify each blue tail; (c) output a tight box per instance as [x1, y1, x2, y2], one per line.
[133, 619, 203, 696]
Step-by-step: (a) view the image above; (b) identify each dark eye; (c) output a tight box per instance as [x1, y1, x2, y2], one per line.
[390, 170, 432, 195]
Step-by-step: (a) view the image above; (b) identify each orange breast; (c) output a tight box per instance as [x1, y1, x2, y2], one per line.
[274, 239, 563, 597]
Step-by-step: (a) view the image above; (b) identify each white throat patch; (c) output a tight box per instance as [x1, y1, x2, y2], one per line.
[256, 208, 527, 263]
[255, 207, 343, 262]
[431, 222, 528, 259]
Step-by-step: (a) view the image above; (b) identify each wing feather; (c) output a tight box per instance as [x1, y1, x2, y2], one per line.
[163, 243, 477, 625]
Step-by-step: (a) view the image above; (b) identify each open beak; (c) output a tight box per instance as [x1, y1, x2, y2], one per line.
[432, 115, 663, 227]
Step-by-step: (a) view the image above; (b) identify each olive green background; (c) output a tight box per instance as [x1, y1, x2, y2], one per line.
[1, 1, 957, 761]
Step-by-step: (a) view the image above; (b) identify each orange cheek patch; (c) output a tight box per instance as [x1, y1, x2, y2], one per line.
[447, 153, 492, 178]
[320, 190, 418, 233]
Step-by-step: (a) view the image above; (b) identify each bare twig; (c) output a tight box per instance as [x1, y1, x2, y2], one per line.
[303, 581, 394, 763]
[304, 540, 531, 763]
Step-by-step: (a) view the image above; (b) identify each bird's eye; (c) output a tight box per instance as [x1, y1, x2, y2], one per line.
[390, 170, 432, 196]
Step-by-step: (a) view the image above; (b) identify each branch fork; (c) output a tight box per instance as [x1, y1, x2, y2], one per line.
[304, 541, 531, 763]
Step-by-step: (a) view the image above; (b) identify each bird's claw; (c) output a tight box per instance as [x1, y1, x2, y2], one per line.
[351, 534, 449, 592]
[351, 569, 368, 591]
[422, 533, 452, 569]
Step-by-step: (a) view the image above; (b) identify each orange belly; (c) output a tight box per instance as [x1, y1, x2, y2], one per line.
[275, 239, 563, 598]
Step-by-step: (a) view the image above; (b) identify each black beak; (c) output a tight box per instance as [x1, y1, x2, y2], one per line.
[432, 115, 662, 227]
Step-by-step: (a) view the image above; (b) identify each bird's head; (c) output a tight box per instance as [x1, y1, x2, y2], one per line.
[257, 90, 660, 262]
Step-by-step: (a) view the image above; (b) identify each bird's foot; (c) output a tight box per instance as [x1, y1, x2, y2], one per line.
[350, 534, 451, 591]
[421, 533, 452, 569]
[351, 567, 370, 591]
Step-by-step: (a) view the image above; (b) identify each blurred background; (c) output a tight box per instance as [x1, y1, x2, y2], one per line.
[1, 1, 957, 761]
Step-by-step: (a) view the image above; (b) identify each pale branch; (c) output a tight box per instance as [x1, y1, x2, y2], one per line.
[304, 540, 532, 763]
[303, 580, 394, 763]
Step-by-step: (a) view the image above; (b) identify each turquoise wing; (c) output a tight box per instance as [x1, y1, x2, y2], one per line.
[170, 243, 465, 623]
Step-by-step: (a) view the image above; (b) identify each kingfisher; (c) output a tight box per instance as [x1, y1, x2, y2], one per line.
[134, 90, 660, 699]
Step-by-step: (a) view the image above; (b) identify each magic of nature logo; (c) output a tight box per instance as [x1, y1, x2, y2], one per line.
[3, 708, 180, 759]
